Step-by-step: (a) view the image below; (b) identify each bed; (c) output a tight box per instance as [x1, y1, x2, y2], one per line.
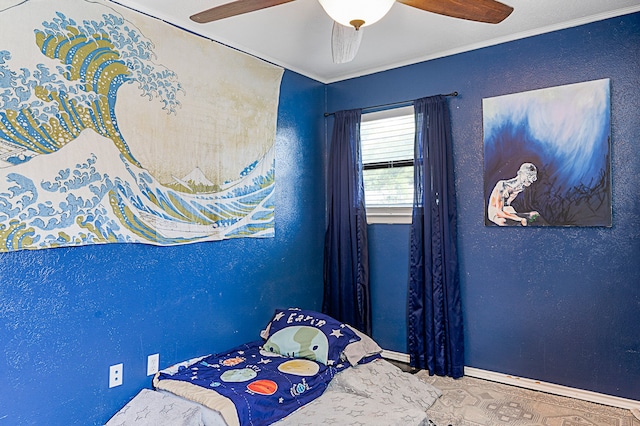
[106, 308, 442, 426]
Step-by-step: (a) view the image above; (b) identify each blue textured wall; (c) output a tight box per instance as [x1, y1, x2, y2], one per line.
[328, 13, 640, 400]
[368, 224, 410, 352]
[0, 70, 326, 425]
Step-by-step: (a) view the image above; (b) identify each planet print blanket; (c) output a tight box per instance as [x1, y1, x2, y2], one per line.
[154, 340, 348, 426]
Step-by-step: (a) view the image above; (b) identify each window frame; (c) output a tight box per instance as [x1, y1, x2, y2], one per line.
[360, 105, 415, 225]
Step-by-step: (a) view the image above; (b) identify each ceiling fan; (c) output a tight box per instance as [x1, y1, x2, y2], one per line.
[190, 0, 514, 63]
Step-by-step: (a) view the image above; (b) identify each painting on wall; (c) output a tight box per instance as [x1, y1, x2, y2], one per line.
[0, 0, 284, 252]
[483, 79, 611, 227]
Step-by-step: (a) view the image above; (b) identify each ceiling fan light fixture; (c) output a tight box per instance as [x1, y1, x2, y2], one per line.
[318, 0, 395, 30]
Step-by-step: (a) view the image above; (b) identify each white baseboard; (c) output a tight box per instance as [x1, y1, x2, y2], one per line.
[381, 349, 411, 364]
[379, 350, 639, 410]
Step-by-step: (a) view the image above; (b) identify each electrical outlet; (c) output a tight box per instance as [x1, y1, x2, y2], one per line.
[147, 353, 159, 376]
[109, 363, 123, 388]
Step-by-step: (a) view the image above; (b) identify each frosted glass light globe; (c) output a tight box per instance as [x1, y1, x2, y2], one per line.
[318, 0, 396, 29]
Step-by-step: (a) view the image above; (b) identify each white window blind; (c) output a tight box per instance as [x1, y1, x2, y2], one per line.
[360, 106, 415, 223]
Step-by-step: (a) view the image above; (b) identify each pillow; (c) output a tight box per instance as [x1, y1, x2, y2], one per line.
[261, 308, 360, 366]
[342, 324, 383, 366]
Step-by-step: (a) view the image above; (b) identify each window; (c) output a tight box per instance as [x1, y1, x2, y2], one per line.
[361, 106, 415, 224]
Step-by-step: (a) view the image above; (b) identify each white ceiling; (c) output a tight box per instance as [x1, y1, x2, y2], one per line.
[113, 0, 640, 83]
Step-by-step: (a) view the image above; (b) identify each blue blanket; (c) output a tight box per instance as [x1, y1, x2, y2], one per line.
[155, 340, 348, 425]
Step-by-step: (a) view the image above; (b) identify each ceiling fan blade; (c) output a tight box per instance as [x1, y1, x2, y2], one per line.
[397, 0, 513, 24]
[190, 0, 296, 23]
[331, 21, 363, 64]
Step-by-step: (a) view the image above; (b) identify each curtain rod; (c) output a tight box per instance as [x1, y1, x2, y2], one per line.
[323, 91, 458, 117]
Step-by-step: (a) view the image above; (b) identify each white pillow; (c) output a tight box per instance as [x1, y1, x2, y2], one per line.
[342, 325, 383, 365]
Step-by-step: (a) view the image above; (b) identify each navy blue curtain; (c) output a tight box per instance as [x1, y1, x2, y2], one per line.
[408, 95, 464, 378]
[322, 109, 371, 335]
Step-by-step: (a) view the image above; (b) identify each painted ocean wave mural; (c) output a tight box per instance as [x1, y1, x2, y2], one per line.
[0, 3, 281, 251]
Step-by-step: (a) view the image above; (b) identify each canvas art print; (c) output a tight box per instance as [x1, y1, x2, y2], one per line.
[483, 79, 611, 227]
[0, 0, 284, 252]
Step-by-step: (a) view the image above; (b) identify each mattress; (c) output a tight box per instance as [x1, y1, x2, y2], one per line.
[107, 308, 443, 425]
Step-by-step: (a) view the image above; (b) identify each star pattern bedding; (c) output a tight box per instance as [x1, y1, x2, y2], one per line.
[146, 308, 442, 426]
[273, 357, 442, 425]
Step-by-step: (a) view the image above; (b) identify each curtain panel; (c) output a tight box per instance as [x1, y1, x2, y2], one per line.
[322, 109, 371, 335]
[408, 95, 464, 378]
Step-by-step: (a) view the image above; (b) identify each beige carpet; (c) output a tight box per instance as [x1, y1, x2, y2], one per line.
[416, 372, 640, 426]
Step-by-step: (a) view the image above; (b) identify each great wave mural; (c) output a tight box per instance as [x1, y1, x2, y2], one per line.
[0, 0, 283, 252]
